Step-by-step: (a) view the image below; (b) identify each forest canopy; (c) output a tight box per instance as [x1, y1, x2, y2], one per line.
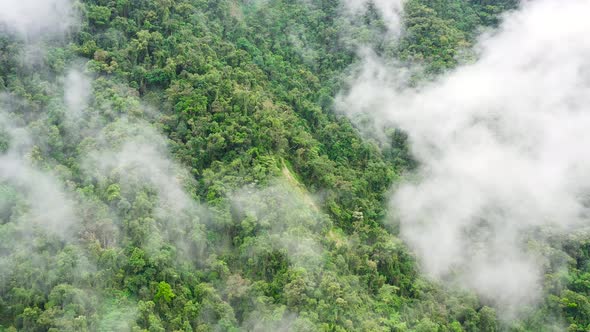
[1, 0, 589, 331]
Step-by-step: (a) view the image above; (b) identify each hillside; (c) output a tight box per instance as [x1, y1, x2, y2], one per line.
[1, 0, 590, 331]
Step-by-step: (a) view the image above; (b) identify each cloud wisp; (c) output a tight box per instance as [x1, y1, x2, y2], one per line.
[0, 0, 78, 38]
[342, 0, 405, 35]
[338, 0, 590, 312]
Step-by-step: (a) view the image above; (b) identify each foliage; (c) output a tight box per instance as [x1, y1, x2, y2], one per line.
[0, 0, 587, 331]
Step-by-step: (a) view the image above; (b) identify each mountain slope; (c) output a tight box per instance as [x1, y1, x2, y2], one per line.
[1, 0, 589, 331]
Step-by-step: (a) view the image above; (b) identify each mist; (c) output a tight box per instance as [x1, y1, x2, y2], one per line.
[0, 1, 196, 328]
[6, 0, 590, 329]
[0, 112, 77, 238]
[338, 0, 590, 312]
[0, 0, 77, 37]
[79, 114, 210, 263]
[230, 181, 329, 271]
[342, 0, 405, 34]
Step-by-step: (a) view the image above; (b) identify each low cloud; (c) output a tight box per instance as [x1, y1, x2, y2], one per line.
[0, 110, 77, 238]
[342, 0, 405, 35]
[0, 0, 78, 37]
[230, 181, 329, 271]
[338, 0, 590, 313]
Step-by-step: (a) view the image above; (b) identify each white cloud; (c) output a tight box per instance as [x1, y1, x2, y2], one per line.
[0, 0, 77, 37]
[342, 0, 405, 34]
[338, 0, 590, 312]
[0, 111, 77, 238]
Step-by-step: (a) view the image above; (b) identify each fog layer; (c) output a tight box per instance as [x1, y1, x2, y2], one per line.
[339, 0, 590, 311]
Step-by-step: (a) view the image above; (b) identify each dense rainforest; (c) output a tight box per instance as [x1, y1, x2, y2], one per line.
[1, 0, 590, 331]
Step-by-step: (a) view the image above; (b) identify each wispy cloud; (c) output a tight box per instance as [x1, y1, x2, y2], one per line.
[0, 0, 78, 37]
[337, 0, 590, 313]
